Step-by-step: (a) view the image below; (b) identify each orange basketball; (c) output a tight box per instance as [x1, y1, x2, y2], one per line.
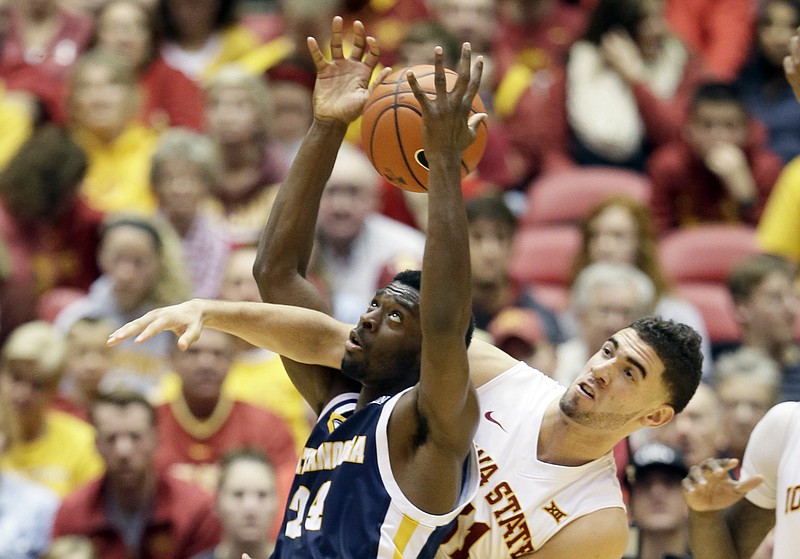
[360, 65, 488, 193]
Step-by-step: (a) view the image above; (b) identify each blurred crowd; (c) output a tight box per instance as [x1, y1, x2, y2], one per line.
[0, 0, 799, 557]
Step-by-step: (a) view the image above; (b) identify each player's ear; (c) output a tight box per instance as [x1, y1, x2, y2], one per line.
[640, 405, 674, 428]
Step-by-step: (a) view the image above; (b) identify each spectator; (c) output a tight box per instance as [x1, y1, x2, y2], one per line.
[55, 214, 191, 397]
[648, 82, 783, 233]
[94, 0, 205, 131]
[52, 317, 116, 422]
[727, 253, 800, 402]
[0, 321, 103, 497]
[569, 195, 712, 374]
[194, 450, 280, 559]
[560, 0, 709, 172]
[66, 49, 160, 214]
[756, 152, 800, 263]
[624, 442, 691, 559]
[466, 195, 562, 342]
[157, 246, 311, 452]
[203, 65, 287, 246]
[309, 142, 426, 325]
[263, 55, 315, 166]
[664, 0, 754, 82]
[737, 0, 800, 164]
[158, 0, 261, 82]
[154, 328, 297, 537]
[150, 128, 230, 299]
[554, 261, 655, 385]
[714, 347, 780, 467]
[0, 0, 92, 122]
[0, 125, 102, 343]
[0, 385, 60, 559]
[651, 382, 727, 468]
[494, 0, 586, 77]
[487, 306, 558, 377]
[52, 390, 222, 559]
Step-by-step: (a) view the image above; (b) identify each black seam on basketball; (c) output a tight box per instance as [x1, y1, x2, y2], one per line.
[392, 103, 427, 191]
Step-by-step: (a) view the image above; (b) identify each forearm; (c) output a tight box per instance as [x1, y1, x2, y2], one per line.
[421, 153, 473, 337]
[200, 300, 348, 367]
[689, 510, 741, 559]
[254, 118, 347, 302]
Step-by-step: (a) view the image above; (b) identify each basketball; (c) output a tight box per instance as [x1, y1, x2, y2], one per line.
[360, 65, 488, 193]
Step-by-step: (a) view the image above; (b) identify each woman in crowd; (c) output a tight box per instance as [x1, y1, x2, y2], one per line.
[93, 0, 204, 130]
[569, 195, 713, 374]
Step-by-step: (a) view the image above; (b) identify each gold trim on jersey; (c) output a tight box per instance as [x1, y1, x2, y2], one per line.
[392, 514, 420, 559]
[170, 395, 234, 440]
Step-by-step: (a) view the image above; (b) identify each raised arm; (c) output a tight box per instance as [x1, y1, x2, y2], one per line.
[252, 17, 389, 413]
[682, 457, 772, 559]
[387, 45, 485, 513]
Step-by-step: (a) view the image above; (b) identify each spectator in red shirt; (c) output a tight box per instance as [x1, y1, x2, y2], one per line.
[648, 81, 783, 233]
[93, 0, 205, 131]
[52, 390, 221, 559]
[154, 328, 297, 536]
[0, 125, 102, 343]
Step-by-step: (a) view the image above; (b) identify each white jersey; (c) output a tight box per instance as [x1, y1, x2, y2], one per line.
[741, 401, 800, 559]
[437, 362, 625, 558]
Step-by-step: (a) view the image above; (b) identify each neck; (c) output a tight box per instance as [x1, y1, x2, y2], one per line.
[21, 4, 56, 22]
[740, 332, 788, 364]
[216, 540, 271, 559]
[537, 399, 624, 466]
[108, 471, 156, 515]
[19, 414, 46, 443]
[638, 527, 689, 559]
[471, 278, 511, 312]
[182, 392, 219, 420]
[322, 235, 357, 260]
[168, 212, 194, 237]
[221, 139, 262, 169]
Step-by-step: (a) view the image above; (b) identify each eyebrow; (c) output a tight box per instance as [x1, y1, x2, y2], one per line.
[609, 336, 648, 379]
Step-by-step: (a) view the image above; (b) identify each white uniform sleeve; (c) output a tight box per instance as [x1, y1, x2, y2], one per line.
[741, 402, 800, 510]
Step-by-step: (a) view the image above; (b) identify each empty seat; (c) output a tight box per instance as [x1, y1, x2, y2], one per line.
[658, 224, 759, 284]
[520, 166, 652, 227]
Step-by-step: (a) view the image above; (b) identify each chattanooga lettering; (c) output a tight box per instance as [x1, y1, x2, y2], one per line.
[297, 435, 367, 474]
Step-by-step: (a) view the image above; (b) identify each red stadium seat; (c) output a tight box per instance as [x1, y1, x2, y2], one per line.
[658, 224, 759, 284]
[674, 283, 741, 345]
[509, 225, 581, 313]
[520, 166, 652, 227]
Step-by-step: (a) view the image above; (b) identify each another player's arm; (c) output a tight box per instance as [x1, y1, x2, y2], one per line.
[682, 457, 772, 559]
[252, 17, 389, 414]
[107, 299, 349, 369]
[516, 508, 629, 559]
[392, 45, 484, 512]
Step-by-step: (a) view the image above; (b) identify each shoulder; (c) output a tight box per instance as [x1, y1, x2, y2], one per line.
[161, 474, 215, 509]
[47, 410, 96, 442]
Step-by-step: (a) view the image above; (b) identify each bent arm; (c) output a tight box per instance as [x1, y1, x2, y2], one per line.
[689, 500, 774, 559]
[252, 18, 383, 413]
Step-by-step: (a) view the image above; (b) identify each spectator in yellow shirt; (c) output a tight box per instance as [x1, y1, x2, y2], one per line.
[0, 321, 103, 497]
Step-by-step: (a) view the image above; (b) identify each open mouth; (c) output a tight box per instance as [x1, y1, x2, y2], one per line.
[345, 330, 362, 351]
[578, 382, 595, 400]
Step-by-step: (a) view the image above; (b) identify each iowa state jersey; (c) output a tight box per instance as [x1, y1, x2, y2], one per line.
[742, 401, 800, 558]
[437, 362, 625, 558]
[272, 390, 479, 559]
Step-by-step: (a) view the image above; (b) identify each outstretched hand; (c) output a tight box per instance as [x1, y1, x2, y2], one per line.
[106, 300, 208, 351]
[406, 43, 486, 160]
[309, 16, 391, 125]
[682, 458, 764, 513]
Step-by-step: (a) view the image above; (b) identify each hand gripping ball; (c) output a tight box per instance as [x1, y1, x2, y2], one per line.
[360, 65, 488, 193]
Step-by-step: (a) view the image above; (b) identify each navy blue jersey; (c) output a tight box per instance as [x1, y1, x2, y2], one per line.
[272, 390, 478, 558]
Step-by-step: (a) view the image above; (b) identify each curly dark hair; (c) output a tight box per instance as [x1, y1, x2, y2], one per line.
[629, 316, 703, 414]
